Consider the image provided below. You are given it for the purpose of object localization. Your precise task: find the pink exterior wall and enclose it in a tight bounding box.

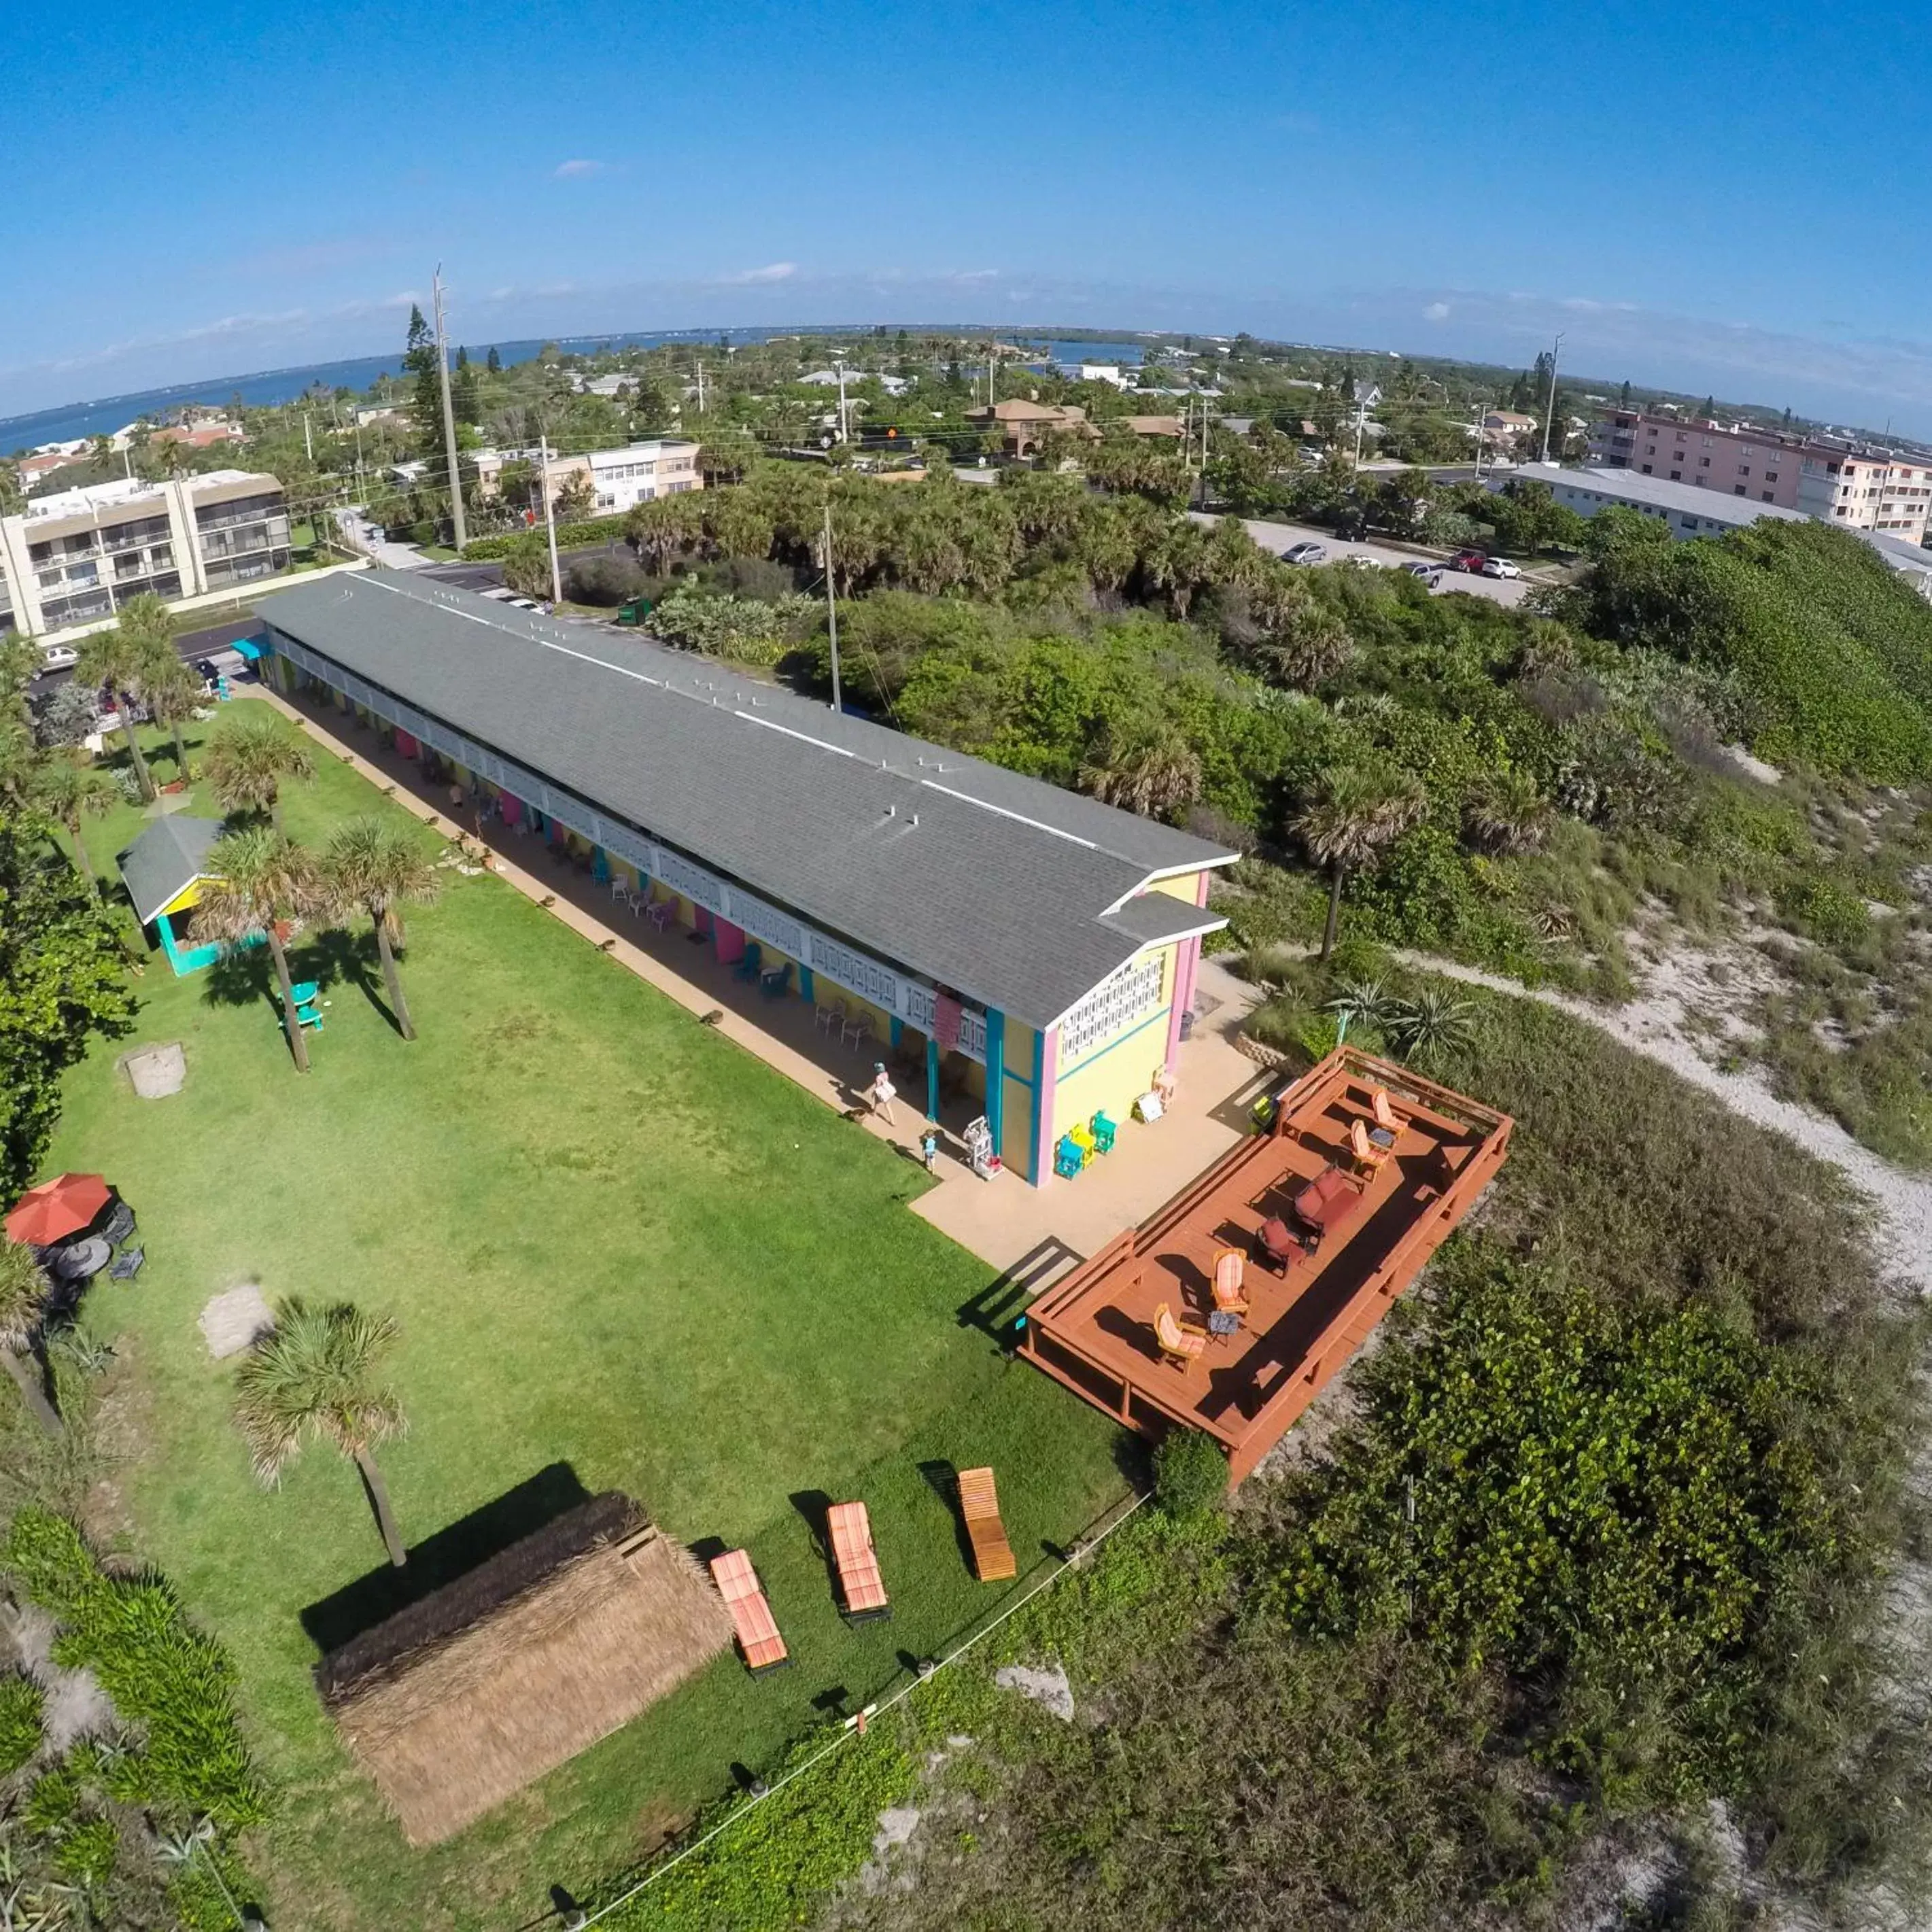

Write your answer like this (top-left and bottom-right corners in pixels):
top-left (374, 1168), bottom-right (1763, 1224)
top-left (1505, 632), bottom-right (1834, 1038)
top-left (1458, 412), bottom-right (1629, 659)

top-left (1620, 414), bottom-right (1802, 508)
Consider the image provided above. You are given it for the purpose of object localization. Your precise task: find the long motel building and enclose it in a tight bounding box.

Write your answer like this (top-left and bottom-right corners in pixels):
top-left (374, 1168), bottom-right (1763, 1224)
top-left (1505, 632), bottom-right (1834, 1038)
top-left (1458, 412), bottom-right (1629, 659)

top-left (254, 570), bottom-right (1235, 1183)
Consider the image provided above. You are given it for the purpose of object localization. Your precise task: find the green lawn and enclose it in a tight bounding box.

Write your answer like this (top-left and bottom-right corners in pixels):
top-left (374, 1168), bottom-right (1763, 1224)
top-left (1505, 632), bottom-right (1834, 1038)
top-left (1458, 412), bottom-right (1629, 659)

top-left (50, 704), bottom-right (1128, 1931)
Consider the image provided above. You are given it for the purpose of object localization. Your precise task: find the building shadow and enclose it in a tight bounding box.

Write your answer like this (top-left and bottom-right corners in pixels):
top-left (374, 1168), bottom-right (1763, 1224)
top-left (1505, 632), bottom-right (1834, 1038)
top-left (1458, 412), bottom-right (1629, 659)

top-left (956, 1237), bottom-right (1084, 1341)
top-left (298, 1460), bottom-right (593, 1655)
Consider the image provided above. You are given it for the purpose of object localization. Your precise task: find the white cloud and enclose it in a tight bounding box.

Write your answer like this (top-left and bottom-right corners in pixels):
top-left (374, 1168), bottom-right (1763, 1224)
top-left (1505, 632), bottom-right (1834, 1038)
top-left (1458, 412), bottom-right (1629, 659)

top-left (725, 262), bottom-right (797, 284)
top-left (553, 158), bottom-right (605, 178)
top-left (1422, 301), bottom-right (1450, 322)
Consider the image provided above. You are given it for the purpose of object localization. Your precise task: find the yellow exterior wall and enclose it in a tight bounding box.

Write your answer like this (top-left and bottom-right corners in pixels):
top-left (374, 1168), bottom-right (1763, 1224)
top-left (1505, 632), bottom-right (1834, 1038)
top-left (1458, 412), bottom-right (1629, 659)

top-left (1000, 1017), bottom-right (1039, 1175)
top-left (1150, 867), bottom-right (1208, 904)
top-left (1048, 943), bottom-right (1178, 1150)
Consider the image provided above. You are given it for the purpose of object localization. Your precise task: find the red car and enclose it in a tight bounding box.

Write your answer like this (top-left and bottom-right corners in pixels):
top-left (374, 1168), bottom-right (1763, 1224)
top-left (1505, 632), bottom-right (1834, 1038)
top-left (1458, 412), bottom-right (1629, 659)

top-left (1450, 548), bottom-right (1488, 573)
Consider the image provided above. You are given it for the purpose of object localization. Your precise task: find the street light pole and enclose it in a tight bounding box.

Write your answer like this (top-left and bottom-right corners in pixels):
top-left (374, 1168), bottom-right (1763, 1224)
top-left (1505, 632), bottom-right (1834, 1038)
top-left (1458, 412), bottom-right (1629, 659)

top-left (1539, 332), bottom-right (1565, 465)
top-left (538, 433), bottom-right (563, 605)
top-left (432, 266), bottom-right (467, 550)
top-left (823, 504), bottom-right (842, 715)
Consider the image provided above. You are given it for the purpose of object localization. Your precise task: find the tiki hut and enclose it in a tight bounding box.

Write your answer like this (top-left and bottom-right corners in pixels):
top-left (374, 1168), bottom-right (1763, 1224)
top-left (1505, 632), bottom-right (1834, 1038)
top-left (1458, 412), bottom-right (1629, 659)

top-left (317, 1491), bottom-right (731, 1844)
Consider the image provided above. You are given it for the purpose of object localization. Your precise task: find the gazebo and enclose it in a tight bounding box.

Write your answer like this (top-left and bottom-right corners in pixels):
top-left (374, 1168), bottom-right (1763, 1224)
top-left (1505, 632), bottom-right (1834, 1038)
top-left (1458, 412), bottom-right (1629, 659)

top-left (116, 816), bottom-right (228, 974)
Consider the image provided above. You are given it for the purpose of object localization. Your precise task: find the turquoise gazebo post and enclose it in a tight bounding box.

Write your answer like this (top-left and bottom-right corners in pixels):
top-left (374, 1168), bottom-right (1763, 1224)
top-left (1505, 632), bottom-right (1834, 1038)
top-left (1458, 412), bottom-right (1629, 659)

top-left (926, 1036), bottom-right (941, 1124)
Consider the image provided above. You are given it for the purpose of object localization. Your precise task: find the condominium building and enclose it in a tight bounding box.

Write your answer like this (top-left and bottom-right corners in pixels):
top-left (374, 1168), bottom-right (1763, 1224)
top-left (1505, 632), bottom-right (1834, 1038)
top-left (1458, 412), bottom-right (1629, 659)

top-left (0, 470), bottom-right (290, 638)
top-left (471, 439), bottom-right (702, 517)
top-left (1587, 409), bottom-right (1802, 507)
top-left (1796, 449), bottom-right (1932, 542)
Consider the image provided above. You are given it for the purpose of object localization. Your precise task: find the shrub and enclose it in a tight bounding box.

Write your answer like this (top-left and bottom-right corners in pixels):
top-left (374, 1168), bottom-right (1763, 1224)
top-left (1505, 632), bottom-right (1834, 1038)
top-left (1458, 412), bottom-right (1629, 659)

top-left (0, 1669), bottom-right (44, 1774)
top-left (1154, 1429), bottom-right (1229, 1518)
top-left (1, 1509), bottom-right (267, 1827)
top-left (1775, 871), bottom-right (1871, 948)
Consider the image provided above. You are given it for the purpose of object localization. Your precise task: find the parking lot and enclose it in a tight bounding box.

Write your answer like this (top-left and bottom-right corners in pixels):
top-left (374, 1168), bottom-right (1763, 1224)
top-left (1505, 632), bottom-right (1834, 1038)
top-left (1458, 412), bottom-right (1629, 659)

top-left (1191, 513), bottom-right (1536, 607)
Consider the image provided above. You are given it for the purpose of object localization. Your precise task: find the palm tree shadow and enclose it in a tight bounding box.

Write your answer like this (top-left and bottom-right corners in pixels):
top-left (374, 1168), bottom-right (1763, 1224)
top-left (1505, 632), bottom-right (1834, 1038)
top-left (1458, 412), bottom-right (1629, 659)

top-left (201, 942), bottom-right (280, 1018)
top-left (299, 925), bottom-right (400, 1035)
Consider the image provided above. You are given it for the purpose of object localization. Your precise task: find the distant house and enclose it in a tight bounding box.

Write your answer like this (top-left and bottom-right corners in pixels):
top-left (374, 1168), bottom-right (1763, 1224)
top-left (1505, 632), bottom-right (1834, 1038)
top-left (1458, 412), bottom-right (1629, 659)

top-left (1120, 415), bottom-right (1185, 440)
top-left (353, 400), bottom-right (411, 428)
top-left (1480, 409), bottom-right (1538, 449)
top-left (799, 369), bottom-right (910, 396)
top-left (966, 398), bottom-right (1101, 457)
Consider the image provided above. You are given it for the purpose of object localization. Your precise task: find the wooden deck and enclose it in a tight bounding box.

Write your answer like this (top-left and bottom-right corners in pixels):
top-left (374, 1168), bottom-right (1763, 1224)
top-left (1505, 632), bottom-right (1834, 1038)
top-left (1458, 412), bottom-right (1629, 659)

top-left (1018, 1048), bottom-right (1512, 1485)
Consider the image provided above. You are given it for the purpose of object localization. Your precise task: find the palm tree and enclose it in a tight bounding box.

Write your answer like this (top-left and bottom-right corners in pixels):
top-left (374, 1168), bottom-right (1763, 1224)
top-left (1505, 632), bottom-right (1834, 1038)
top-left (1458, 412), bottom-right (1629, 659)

top-left (141, 648), bottom-right (203, 780)
top-left (232, 1298), bottom-right (409, 1567)
top-left (323, 817), bottom-right (438, 1041)
top-left (1293, 765), bottom-right (1426, 961)
top-left (1078, 719), bottom-right (1204, 820)
top-left (74, 598), bottom-right (169, 804)
top-left (0, 1240), bottom-right (60, 1436)
top-left (29, 753), bottom-right (118, 897)
top-left (188, 826), bottom-right (326, 1073)
top-left (1462, 768), bottom-right (1553, 857)
top-left (205, 708), bottom-right (314, 833)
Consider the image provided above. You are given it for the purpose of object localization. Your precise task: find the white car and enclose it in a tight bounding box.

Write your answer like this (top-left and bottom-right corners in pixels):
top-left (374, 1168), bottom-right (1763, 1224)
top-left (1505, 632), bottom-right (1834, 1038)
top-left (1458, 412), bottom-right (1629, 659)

top-left (1480, 557), bottom-right (1522, 579)
top-left (1337, 553), bottom-right (1387, 570)
top-left (38, 644), bottom-right (80, 673)
top-left (1281, 540), bottom-right (1328, 565)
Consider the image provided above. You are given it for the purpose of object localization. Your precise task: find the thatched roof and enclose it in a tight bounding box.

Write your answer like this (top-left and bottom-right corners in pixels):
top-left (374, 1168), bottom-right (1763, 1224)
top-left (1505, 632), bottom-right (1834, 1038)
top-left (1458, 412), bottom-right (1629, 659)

top-left (318, 1492), bottom-right (731, 1845)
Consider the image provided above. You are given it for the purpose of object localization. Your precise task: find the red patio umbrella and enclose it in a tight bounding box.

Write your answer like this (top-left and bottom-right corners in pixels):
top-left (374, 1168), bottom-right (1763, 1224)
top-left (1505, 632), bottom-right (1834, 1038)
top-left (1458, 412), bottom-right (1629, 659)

top-left (5, 1173), bottom-right (111, 1246)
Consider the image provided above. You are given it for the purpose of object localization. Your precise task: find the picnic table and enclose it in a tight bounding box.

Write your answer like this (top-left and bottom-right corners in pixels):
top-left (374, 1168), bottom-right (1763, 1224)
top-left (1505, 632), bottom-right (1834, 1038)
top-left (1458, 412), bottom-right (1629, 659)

top-left (49, 1237), bottom-right (111, 1283)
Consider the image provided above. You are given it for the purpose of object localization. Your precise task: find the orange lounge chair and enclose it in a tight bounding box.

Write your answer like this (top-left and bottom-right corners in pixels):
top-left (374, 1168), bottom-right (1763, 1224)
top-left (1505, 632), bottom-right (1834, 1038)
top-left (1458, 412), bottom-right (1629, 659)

top-left (826, 1500), bottom-right (891, 1621)
top-left (1371, 1088), bottom-right (1400, 1137)
top-left (957, 1466), bottom-right (1016, 1582)
top-left (1349, 1118), bottom-right (1392, 1174)
top-left (710, 1549), bottom-right (789, 1674)
top-left (1211, 1247), bottom-right (1249, 1317)
top-left (1154, 1300), bottom-right (1207, 1365)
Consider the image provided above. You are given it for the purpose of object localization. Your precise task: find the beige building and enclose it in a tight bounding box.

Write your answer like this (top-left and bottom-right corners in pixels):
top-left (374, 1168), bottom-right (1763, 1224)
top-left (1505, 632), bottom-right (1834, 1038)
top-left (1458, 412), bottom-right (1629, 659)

top-left (966, 398), bottom-right (1099, 457)
top-left (0, 470), bottom-right (290, 639)
top-left (1797, 448), bottom-right (1932, 542)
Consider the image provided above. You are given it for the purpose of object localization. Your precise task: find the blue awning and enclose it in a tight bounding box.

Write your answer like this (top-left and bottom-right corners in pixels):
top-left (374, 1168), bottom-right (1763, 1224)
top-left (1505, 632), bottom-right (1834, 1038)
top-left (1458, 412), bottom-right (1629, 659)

top-left (230, 636), bottom-right (264, 661)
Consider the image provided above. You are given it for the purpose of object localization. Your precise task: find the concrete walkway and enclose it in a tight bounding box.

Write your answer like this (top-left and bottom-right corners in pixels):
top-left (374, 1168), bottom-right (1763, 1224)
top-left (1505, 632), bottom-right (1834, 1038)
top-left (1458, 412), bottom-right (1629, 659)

top-left (332, 508), bottom-right (430, 571)
top-left (259, 687), bottom-right (1277, 1271)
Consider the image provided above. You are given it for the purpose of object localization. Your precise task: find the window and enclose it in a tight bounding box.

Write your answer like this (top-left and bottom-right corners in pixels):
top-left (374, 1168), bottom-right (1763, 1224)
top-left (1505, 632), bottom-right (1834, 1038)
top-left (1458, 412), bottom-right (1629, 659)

top-left (1669, 470), bottom-right (1683, 481)
top-left (1641, 464), bottom-right (1653, 475)
top-left (1733, 484), bottom-right (1746, 496)
top-left (1761, 491), bottom-right (1774, 502)
top-left (1766, 471), bottom-right (1778, 483)
top-left (1699, 455), bottom-right (1711, 467)
top-left (1737, 466), bottom-right (1750, 477)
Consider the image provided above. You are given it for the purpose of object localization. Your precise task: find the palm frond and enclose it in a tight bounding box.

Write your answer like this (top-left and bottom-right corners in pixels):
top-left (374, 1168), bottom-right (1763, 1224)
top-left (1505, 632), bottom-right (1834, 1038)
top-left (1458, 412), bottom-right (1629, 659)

top-left (232, 1298), bottom-right (406, 1485)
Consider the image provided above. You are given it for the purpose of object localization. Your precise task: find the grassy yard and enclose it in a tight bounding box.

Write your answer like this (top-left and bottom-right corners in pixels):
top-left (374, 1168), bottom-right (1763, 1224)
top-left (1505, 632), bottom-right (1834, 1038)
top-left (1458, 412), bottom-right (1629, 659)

top-left (46, 703), bottom-right (1128, 1931)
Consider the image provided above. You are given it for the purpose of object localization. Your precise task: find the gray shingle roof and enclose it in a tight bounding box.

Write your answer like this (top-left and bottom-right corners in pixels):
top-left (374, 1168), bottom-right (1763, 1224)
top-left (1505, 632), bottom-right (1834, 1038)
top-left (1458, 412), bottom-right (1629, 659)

top-left (255, 572), bottom-right (1236, 1027)
top-left (1100, 891), bottom-right (1222, 949)
top-left (117, 814), bottom-right (224, 925)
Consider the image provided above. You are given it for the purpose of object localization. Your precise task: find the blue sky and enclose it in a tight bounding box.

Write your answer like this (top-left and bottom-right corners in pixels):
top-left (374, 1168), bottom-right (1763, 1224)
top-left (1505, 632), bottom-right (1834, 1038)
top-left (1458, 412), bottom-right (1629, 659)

top-left (7, 0), bottom-right (1931, 432)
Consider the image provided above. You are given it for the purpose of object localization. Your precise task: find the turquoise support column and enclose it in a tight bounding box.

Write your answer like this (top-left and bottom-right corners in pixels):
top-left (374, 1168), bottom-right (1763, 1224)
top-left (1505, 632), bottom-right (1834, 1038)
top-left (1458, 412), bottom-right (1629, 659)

top-left (889, 1015), bottom-right (903, 1049)
top-left (799, 965), bottom-right (814, 1002)
top-left (926, 1035), bottom-right (940, 1123)
top-left (985, 1009), bottom-right (1005, 1148)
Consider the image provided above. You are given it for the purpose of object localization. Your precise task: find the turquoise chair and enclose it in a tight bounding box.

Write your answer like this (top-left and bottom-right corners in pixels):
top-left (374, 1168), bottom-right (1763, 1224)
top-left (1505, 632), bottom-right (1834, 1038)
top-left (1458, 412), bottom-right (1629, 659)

top-left (731, 942), bottom-right (763, 982)
top-left (1091, 1111), bottom-right (1117, 1154)
top-left (1054, 1135), bottom-right (1084, 1180)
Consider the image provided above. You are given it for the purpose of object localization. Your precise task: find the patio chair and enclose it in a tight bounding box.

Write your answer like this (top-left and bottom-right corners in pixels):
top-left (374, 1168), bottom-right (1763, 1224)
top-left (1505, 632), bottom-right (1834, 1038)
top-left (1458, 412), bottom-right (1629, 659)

top-left (710, 1549), bottom-right (790, 1674)
top-left (814, 999), bottom-right (844, 1035)
top-left (1349, 1118), bottom-right (1391, 1175)
top-left (826, 1501), bottom-right (891, 1622)
top-left (1372, 1088), bottom-right (1400, 1137)
top-left (1090, 1111), bottom-right (1117, 1154)
top-left (646, 899), bottom-right (678, 934)
top-left (1255, 1215), bottom-right (1301, 1277)
top-left (957, 1466), bottom-right (1016, 1583)
top-left (1068, 1121), bottom-right (1097, 1167)
top-left (841, 1009), bottom-right (874, 1052)
top-left (609, 876), bottom-right (634, 905)
top-left (1054, 1136), bottom-right (1084, 1181)
top-left (1153, 1301), bottom-right (1207, 1366)
top-left (107, 1246), bottom-right (143, 1283)
top-left (98, 1200), bottom-right (136, 1249)
top-left (731, 942), bottom-right (763, 984)
top-left (759, 961), bottom-right (793, 999)
top-left (1211, 1247), bottom-right (1249, 1317)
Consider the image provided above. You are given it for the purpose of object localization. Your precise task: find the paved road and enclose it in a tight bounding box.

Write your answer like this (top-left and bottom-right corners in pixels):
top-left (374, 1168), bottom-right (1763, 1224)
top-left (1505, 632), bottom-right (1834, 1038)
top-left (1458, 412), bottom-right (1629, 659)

top-left (1190, 512), bottom-right (1534, 607)
top-left (332, 508), bottom-right (434, 572)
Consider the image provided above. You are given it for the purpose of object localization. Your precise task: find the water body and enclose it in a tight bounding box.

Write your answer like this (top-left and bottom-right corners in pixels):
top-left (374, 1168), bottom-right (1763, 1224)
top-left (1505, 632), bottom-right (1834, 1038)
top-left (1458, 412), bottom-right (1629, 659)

top-left (0, 328), bottom-right (1150, 455)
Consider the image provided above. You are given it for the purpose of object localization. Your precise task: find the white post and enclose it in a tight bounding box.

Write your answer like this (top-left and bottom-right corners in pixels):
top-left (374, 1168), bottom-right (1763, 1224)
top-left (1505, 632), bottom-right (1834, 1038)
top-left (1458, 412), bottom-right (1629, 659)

top-left (835, 360), bottom-right (849, 444)
top-left (433, 266), bottom-right (467, 550)
top-left (1539, 333), bottom-right (1565, 465)
top-left (823, 504), bottom-right (842, 714)
top-left (539, 434), bottom-right (563, 605)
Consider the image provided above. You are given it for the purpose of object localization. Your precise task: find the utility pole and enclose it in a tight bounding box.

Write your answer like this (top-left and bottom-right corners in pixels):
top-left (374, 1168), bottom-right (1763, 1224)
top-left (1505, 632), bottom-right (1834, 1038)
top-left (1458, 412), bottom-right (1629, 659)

top-left (695, 357), bottom-right (706, 417)
top-left (823, 504), bottom-right (842, 714)
top-left (1538, 332), bottom-right (1565, 464)
top-left (303, 413), bottom-right (313, 464)
top-left (834, 360), bottom-right (849, 445)
top-left (432, 266), bottom-right (467, 549)
top-left (986, 343), bottom-right (995, 410)
top-left (538, 433), bottom-right (563, 605)
top-left (1472, 398), bottom-right (1487, 482)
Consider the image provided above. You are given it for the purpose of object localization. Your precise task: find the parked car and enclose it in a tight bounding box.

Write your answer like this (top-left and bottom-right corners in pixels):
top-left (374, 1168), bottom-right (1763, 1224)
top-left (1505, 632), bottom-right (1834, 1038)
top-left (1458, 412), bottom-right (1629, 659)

top-left (1400, 561), bottom-right (1441, 583)
top-left (1449, 549), bottom-right (1488, 573)
top-left (1481, 557), bottom-right (1523, 579)
top-left (37, 644), bottom-right (78, 674)
top-left (1337, 553), bottom-right (1387, 570)
top-left (1281, 540), bottom-right (1328, 565)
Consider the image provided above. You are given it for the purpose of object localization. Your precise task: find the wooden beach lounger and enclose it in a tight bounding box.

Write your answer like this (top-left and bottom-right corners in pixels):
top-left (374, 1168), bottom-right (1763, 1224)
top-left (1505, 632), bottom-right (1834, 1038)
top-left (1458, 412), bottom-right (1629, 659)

top-left (827, 1500), bottom-right (891, 1621)
top-left (956, 1466), bottom-right (1016, 1583)
top-left (709, 1549), bottom-right (789, 1674)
